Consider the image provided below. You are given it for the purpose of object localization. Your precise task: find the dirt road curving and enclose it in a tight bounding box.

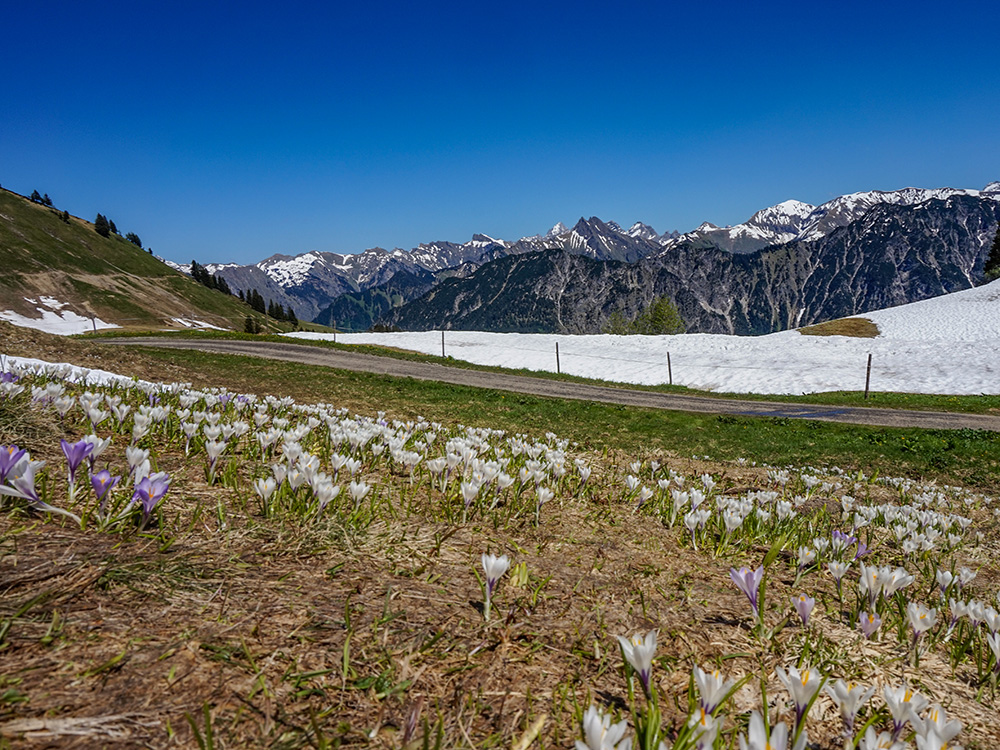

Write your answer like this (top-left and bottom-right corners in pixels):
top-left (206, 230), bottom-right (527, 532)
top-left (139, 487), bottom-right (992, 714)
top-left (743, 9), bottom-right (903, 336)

top-left (99, 337), bottom-right (1000, 432)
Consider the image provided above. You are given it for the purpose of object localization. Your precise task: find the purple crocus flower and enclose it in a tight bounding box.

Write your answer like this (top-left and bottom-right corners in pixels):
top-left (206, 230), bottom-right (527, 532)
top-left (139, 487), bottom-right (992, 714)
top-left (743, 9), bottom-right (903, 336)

top-left (793, 593), bottom-right (816, 627)
top-left (132, 472), bottom-right (170, 528)
top-left (730, 565), bottom-right (765, 620)
top-left (61, 439), bottom-right (94, 484)
top-left (91, 469), bottom-right (121, 517)
top-left (0, 445), bottom-right (27, 482)
top-left (830, 530), bottom-right (857, 555)
top-left (0, 456), bottom-right (45, 504)
top-left (858, 611), bottom-right (881, 639)
top-left (0, 456), bottom-right (81, 524)
top-left (91, 469), bottom-right (120, 500)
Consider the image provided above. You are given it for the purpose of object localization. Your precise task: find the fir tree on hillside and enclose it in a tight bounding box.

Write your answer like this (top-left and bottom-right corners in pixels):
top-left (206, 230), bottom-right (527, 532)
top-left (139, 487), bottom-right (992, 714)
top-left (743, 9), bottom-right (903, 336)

top-left (191, 260), bottom-right (234, 295)
top-left (984, 224), bottom-right (1000, 284)
top-left (125, 232), bottom-right (142, 248)
top-left (601, 296), bottom-right (685, 335)
top-left (94, 213), bottom-right (110, 237)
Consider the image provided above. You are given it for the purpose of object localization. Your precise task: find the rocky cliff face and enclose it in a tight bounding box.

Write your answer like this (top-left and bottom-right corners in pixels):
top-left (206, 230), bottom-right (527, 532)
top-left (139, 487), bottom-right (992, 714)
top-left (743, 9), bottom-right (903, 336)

top-left (384, 196), bottom-right (1000, 334)
top-left (204, 218), bottom-right (666, 323)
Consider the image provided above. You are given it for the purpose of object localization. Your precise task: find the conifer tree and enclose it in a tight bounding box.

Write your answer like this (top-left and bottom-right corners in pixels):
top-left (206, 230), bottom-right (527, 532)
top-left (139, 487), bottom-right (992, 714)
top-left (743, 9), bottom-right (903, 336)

top-left (984, 225), bottom-right (1000, 284)
top-left (94, 213), bottom-right (110, 237)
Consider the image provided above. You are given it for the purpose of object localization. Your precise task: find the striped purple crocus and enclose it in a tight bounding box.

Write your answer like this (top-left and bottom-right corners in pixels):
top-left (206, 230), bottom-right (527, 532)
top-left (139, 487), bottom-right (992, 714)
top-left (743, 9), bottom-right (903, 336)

top-left (132, 472), bottom-right (170, 529)
top-left (730, 565), bottom-right (765, 621)
top-left (61, 439), bottom-right (94, 485)
top-left (0, 445), bottom-right (27, 482)
top-left (91, 469), bottom-right (121, 518)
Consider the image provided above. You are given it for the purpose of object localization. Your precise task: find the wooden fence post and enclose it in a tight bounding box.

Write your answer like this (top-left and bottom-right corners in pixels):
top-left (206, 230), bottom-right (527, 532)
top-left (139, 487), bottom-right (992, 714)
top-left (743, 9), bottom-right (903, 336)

top-left (864, 353), bottom-right (872, 400)
top-left (667, 352), bottom-right (672, 386)
top-left (555, 342), bottom-right (561, 374)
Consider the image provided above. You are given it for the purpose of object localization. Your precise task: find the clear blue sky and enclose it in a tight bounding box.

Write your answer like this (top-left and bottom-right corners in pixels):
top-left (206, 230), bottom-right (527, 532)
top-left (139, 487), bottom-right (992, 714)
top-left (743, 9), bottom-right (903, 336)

top-left (3, 1), bottom-right (998, 265)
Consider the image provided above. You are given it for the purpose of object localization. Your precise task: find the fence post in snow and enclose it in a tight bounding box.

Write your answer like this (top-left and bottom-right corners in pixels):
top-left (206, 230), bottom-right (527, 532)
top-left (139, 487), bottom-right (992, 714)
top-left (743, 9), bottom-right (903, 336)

top-left (90, 317), bottom-right (96, 333)
top-left (441, 330), bottom-right (445, 358)
top-left (667, 352), bottom-right (672, 386)
top-left (555, 342), bottom-right (560, 374)
top-left (864, 353), bottom-right (872, 400)
top-left (332, 319), bottom-right (336, 344)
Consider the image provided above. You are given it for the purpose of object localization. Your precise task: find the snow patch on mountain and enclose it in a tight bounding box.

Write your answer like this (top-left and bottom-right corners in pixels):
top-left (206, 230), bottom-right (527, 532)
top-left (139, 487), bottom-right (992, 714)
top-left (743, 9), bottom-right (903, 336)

top-left (259, 252), bottom-right (324, 287)
top-left (159, 257), bottom-right (191, 274)
top-left (796, 186), bottom-right (1000, 242)
top-left (661, 183), bottom-right (1000, 254)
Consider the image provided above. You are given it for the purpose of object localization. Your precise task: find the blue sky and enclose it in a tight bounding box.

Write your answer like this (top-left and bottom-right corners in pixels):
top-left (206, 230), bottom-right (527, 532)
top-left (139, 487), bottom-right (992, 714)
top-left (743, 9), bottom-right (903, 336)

top-left (3, 1), bottom-right (999, 265)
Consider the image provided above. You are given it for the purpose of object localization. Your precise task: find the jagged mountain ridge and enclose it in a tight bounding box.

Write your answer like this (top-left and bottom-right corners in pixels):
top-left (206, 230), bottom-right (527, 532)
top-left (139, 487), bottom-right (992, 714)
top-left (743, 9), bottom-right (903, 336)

top-left (206, 217), bottom-right (668, 322)
top-left (664, 183), bottom-right (1000, 254)
top-left (382, 195), bottom-right (1000, 335)
top-left (203, 182), bottom-right (1000, 326)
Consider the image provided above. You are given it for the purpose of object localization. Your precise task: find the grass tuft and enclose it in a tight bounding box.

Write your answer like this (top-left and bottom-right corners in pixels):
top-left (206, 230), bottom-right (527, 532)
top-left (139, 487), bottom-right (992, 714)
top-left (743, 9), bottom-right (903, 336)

top-left (798, 317), bottom-right (880, 338)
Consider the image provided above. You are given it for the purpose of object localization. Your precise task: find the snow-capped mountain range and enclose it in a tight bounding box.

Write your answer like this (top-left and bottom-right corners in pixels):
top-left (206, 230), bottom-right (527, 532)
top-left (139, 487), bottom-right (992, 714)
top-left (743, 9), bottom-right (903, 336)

top-left (202, 183), bottom-right (1000, 323)
top-left (659, 183), bottom-right (1000, 254)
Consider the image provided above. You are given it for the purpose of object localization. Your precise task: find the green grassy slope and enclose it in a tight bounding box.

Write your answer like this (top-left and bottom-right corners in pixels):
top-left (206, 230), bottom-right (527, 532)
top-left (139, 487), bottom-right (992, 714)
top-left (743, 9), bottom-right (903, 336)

top-left (0, 188), bottom-right (289, 332)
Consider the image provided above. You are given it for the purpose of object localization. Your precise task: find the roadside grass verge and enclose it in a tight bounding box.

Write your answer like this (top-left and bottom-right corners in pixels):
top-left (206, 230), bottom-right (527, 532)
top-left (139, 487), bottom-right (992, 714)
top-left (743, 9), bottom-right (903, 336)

top-left (124, 345), bottom-right (1000, 492)
top-left (84, 329), bottom-right (1000, 415)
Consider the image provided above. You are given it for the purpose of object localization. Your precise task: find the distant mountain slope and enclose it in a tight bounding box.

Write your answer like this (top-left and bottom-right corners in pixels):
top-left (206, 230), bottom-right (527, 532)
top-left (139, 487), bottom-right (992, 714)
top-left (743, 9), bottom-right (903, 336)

top-left (0, 188), bottom-right (270, 332)
top-left (204, 182), bottom-right (1000, 327)
top-left (312, 268), bottom-right (437, 332)
top-left (384, 195), bottom-right (1000, 335)
top-left (205, 216), bottom-right (668, 324)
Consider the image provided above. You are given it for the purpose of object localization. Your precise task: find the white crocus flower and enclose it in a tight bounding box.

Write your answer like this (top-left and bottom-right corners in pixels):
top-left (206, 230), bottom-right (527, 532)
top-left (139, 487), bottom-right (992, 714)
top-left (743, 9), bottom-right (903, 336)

top-left (481, 552), bottom-right (510, 622)
top-left (738, 710), bottom-right (806, 750)
top-left (825, 679), bottom-right (875, 732)
top-left (776, 665), bottom-right (822, 730)
top-left (693, 666), bottom-right (734, 714)
top-left (576, 705), bottom-right (630, 750)
top-left (907, 602), bottom-right (938, 637)
top-left (884, 685), bottom-right (928, 739)
top-left (253, 476), bottom-right (277, 501)
top-left (911, 704), bottom-right (962, 748)
top-left (616, 630), bottom-right (657, 698)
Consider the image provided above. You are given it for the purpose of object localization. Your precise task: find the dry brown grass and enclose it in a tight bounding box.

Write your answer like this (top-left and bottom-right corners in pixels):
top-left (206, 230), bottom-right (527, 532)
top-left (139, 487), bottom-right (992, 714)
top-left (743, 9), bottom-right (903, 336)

top-left (798, 318), bottom-right (880, 338)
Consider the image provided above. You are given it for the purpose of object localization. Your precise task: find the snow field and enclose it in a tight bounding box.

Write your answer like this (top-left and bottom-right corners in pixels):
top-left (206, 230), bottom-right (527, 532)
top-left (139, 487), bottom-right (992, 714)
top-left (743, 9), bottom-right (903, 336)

top-left (285, 281), bottom-right (1000, 396)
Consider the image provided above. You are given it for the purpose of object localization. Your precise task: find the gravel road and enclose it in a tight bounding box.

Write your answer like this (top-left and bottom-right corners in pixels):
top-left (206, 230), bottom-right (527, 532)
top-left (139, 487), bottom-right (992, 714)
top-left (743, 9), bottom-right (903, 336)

top-left (100, 337), bottom-right (1000, 432)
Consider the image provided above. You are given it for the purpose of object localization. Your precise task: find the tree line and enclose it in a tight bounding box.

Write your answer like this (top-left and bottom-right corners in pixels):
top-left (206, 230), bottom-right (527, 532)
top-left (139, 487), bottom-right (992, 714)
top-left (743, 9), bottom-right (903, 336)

top-left (602, 296), bottom-right (686, 335)
top-left (30, 189), bottom-right (145, 249)
top-left (189, 260), bottom-right (299, 331)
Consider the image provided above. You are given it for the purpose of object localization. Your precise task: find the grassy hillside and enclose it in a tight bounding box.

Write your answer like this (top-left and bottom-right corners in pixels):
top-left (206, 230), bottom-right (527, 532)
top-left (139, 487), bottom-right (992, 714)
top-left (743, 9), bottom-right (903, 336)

top-left (0, 188), bottom-right (293, 332)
